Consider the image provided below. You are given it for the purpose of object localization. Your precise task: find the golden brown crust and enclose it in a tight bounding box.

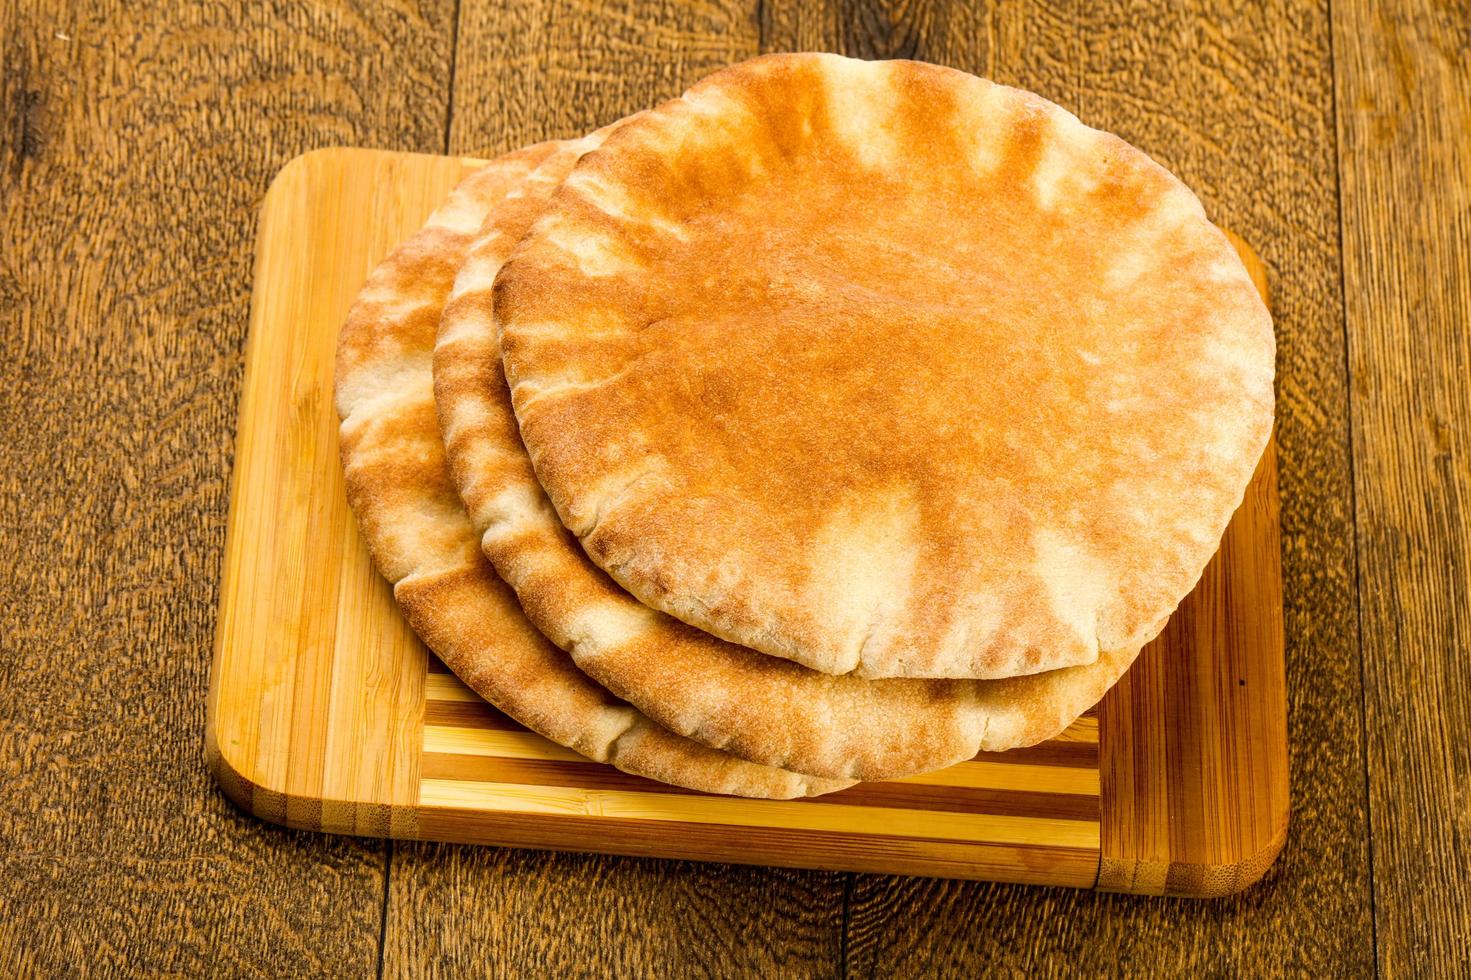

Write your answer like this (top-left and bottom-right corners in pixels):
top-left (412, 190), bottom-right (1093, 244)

top-left (335, 147), bottom-right (847, 799)
top-left (434, 125), bottom-right (1154, 782)
top-left (495, 54), bottom-right (1275, 680)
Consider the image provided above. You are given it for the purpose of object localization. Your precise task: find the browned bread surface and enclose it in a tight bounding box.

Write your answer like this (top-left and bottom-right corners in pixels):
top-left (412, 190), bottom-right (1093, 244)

top-left (495, 53), bottom-right (1275, 681)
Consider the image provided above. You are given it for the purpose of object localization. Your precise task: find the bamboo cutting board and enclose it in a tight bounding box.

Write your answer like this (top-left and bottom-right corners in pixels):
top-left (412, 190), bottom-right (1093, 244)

top-left (207, 148), bottom-right (1288, 897)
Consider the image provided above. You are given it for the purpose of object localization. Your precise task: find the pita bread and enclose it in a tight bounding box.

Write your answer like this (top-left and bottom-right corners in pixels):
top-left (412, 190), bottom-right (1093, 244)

top-left (335, 147), bottom-right (848, 799)
top-left (494, 54), bottom-right (1275, 680)
top-left (435, 132), bottom-right (1149, 781)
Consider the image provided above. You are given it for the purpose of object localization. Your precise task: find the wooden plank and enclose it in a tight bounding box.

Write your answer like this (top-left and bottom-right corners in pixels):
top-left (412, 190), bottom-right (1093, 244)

top-left (751, 0), bottom-right (1373, 972)
top-left (1332, 1), bottom-right (1471, 972)
top-left (0, 1), bottom-right (457, 975)
top-left (385, 4), bottom-right (851, 977)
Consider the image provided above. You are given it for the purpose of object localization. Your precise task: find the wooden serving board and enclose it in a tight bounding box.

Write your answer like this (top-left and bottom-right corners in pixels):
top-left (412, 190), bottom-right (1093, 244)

top-left (208, 147), bottom-right (1287, 897)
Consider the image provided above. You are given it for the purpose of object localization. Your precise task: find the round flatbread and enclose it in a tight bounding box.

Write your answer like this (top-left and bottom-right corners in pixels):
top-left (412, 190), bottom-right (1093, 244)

top-left (494, 54), bottom-right (1275, 680)
top-left (436, 131), bottom-right (1149, 781)
top-left (335, 146), bottom-right (848, 799)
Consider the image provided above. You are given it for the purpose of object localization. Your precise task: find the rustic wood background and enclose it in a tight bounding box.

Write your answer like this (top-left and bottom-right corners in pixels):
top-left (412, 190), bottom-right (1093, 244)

top-left (0, 0), bottom-right (1465, 975)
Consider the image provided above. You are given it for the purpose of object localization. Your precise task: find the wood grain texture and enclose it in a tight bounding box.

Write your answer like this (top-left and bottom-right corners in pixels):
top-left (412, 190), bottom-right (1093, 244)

top-left (0, 0), bottom-right (456, 974)
top-left (386, 847), bottom-right (845, 979)
top-left (446, 0), bottom-right (761, 154)
top-left (1333, 1), bottom-right (1471, 973)
top-left (755, 0), bottom-right (1374, 973)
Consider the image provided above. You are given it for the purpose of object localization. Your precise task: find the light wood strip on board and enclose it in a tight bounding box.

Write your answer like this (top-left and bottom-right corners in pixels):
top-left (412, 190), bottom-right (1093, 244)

top-left (425, 672), bottom-right (487, 702)
top-left (887, 763), bottom-right (1097, 796)
top-left (419, 754), bottom-right (1101, 821)
top-left (423, 726), bottom-right (588, 763)
top-left (418, 780), bottom-right (1101, 851)
top-left (1334, 0), bottom-right (1471, 968)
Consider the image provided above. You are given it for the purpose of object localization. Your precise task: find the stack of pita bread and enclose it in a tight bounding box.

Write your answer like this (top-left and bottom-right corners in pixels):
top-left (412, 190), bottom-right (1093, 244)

top-left (335, 54), bottom-right (1274, 799)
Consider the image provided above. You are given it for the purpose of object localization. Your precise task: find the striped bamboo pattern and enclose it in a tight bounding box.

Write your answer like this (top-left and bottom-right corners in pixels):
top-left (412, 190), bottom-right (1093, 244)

top-left (416, 656), bottom-right (1103, 885)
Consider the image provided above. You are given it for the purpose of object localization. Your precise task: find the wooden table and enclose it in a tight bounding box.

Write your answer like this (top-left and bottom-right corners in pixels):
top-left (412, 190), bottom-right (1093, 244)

top-left (1, 1), bottom-right (1465, 974)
